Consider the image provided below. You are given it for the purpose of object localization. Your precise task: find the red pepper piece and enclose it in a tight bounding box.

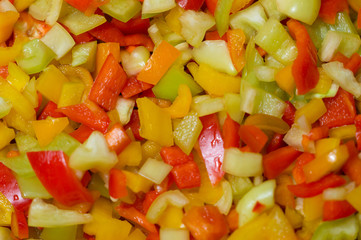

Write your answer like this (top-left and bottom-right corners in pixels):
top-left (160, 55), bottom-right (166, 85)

top-left (27, 151), bottom-right (94, 206)
top-left (344, 53), bottom-right (361, 75)
top-left (266, 133), bottom-right (285, 153)
top-left (105, 123), bottom-right (131, 155)
top-left (358, 9), bottom-right (361, 29)
top-left (0, 163), bottom-right (31, 212)
top-left (355, 115), bottom-right (361, 151)
top-left (287, 173), bottom-right (346, 198)
top-left (177, 0), bottom-right (205, 11)
top-left (238, 125), bottom-right (268, 153)
top-left (287, 19), bottom-right (319, 95)
top-left (282, 101), bottom-right (296, 127)
top-left (123, 34), bottom-right (154, 52)
top-left (59, 102), bottom-right (110, 133)
top-left (319, 88), bottom-right (356, 128)
top-left (331, 52), bottom-right (349, 66)
top-left (124, 110), bottom-right (143, 141)
top-left (38, 101), bottom-right (66, 120)
top-left (205, 30), bottom-right (227, 41)
top-left (89, 22), bottom-right (125, 44)
top-left (252, 201), bottom-right (266, 213)
top-left (160, 146), bottom-right (192, 166)
top-left (307, 126), bottom-right (329, 141)
top-left (342, 141), bottom-right (361, 186)
top-left (146, 232), bottom-right (160, 240)
top-left (115, 204), bottom-right (158, 233)
top-left (109, 169), bottom-right (128, 199)
top-left (11, 209), bottom-right (29, 239)
top-left (198, 114), bottom-right (225, 186)
top-left (111, 17), bottom-right (150, 35)
top-left (292, 152), bottom-right (315, 184)
top-left (143, 190), bottom-right (160, 213)
top-left (318, 0), bottom-right (349, 24)
top-left (0, 65), bottom-right (8, 79)
top-left (89, 54), bottom-right (127, 111)
top-left (121, 76), bottom-right (153, 99)
top-left (205, 0), bottom-right (218, 15)
top-left (34, 92), bottom-right (43, 114)
top-left (171, 161), bottom-right (201, 189)
top-left (222, 114), bottom-right (240, 149)
top-left (71, 32), bottom-right (95, 44)
top-left (263, 146), bottom-right (302, 179)
top-left (64, 0), bottom-right (107, 15)
top-left (183, 205), bottom-right (229, 240)
top-left (323, 200), bottom-right (356, 221)
top-left (81, 171), bottom-right (92, 187)
top-left (69, 125), bottom-right (94, 143)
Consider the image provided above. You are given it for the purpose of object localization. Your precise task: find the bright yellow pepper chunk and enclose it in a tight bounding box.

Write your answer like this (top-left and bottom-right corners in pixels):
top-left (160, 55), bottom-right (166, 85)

top-left (128, 229), bottom-right (146, 240)
top-left (137, 97), bottom-right (173, 147)
top-left (158, 206), bottom-right (184, 228)
top-left (311, 68), bottom-right (332, 94)
top-left (122, 170), bottom-right (153, 193)
top-left (164, 84), bottom-right (192, 119)
top-left (0, 122), bottom-right (15, 153)
top-left (0, 37), bottom-right (27, 67)
top-left (57, 81), bottom-right (85, 108)
top-left (315, 138), bottom-right (340, 158)
top-left (295, 98), bottom-right (327, 124)
top-left (6, 62), bottom-right (29, 92)
top-left (0, 11), bottom-right (19, 44)
top-left (329, 125), bottom-right (356, 140)
top-left (303, 194), bottom-right (323, 221)
top-left (0, 192), bottom-right (13, 226)
top-left (36, 65), bottom-right (69, 104)
top-left (0, 78), bottom-right (35, 120)
top-left (4, 110), bottom-right (34, 136)
top-left (275, 64), bottom-right (295, 96)
top-left (194, 64), bottom-right (241, 96)
top-left (117, 141), bottom-right (142, 167)
top-left (32, 117), bottom-right (69, 147)
top-left (346, 184), bottom-right (361, 212)
top-left (13, 0), bottom-right (35, 12)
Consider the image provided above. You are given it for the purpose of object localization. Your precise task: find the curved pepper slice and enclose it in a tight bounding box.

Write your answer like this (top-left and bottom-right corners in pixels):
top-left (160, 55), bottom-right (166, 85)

top-left (27, 151), bottom-right (94, 206)
top-left (164, 84), bottom-right (192, 119)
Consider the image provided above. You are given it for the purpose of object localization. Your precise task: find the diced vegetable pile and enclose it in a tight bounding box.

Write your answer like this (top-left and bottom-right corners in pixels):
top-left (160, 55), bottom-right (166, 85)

top-left (0, 0), bottom-right (361, 239)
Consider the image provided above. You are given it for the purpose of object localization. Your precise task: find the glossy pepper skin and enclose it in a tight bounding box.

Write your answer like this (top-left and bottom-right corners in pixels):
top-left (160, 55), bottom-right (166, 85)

top-left (27, 151), bottom-right (94, 206)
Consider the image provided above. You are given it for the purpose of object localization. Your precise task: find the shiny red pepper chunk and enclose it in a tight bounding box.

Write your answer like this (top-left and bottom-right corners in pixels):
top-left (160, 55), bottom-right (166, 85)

top-left (27, 151), bottom-right (94, 206)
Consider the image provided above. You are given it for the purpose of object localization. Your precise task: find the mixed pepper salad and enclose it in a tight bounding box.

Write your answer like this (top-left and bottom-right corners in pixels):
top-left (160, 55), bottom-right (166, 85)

top-left (0, 0), bottom-right (361, 239)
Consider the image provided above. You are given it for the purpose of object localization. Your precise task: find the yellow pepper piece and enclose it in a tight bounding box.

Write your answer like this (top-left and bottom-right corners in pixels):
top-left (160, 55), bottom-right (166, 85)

top-left (0, 78), bottom-right (35, 120)
top-left (285, 207), bottom-right (303, 229)
top-left (0, 192), bottom-right (13, 226)
top-left (315, 138), bottom-right (340, 158)
top-left (4, 110), bottom-right (34, 136)
top-left (311, 68), bottom-right (332, 94)
top-left (348, 0), bottom-right (361, 12)
top-left (83, 198), bottom-right (113, 235)
top-left (164, 84), bottom-right (192, 119)
top-left (329, 125), bottom-right (356, 140)
top-left (194, 64), bottom-right (241, 96)
top-left (128, 229), bottom-right (146, 240)
top-left (57, 81), bottom-right (85, 108)
top-left (122, 170), bottom-right (153, 193)
top-left (142, 140), bottom-right (162, 161)
top-left (275, 65), bottom-right (295, 96)
top-left (158, 206), bottom-right (184, 228)
top-left (0, 11), bottom-right (19, 44)
top-left (32, 117), bottom-right (69, 147)
top-left (58, 65), bottom-right (93, 102)
top-left (231, 0), bottom-right (253, 13)
top-left (303, 194), bottom-right (323, 221)
top-left (0, 122), bottom-right (15, 151)
top-left (22, 78), bottom-right (38, 108)
top-left (13, 0), bottom-right (35, 12)
top-left (117, 141), bottom-right (142, 167)
top-left (6, 62), bottom-right (29, 92)
top-left (36, 65), bottom-right (69, 104)
top-left (0, 37), bottom-right (27, 67)
top-left (295, 98), bottom-right (327, 124)
top-left (165, 6), bottom-right (184, 34)
top-left (137, 97), bottom-right (173, 147)
top-left (244, 113), bottom-right (290, 134)
top-left (303, 144), bottom-right (349, 183)
top-left (346, 184), bottom-right (361, 212)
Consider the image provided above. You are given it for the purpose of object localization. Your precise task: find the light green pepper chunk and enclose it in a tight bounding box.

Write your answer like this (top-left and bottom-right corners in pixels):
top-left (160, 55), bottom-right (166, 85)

top-left (72, 41), bottom-right (97, 72)
top-left (312, 215), bottom-right (359, 240)
top-left (40, 225), bottom-right (77, 240)
top-left (15, 174), bottom-right (52, 199)
top-left (100, 0), bottom-right (141, 23)
top-left (215, 0), bottom-right (233, 37)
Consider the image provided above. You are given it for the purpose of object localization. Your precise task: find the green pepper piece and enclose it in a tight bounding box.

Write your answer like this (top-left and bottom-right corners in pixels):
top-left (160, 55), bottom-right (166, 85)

top-left (215, 0), bottom-right (233, 37)
top-left (100, 0), bottom-right (141, 23)
top-left (45, 133), bottom-right (81, 156)
top-left (312, 215), bottom-right (359, 240)
top-left (0, 154), bottom-right (34, 177)
top-left (152, 65), bottom-right (203, 101)
top-left (15, 133), bottom-right (40, 153)
top-left (15, 39), bottom-right (56, 75)
top-left (88, 173), bottom-right (110, 198)
top-left (15, 174), bottom-right (52, 199)
top-left (40, 226), bottom-right (77, 240)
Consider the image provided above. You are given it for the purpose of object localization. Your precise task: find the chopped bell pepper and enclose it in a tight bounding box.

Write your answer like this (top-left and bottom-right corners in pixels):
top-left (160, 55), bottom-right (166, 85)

top-left (177, 0), bottom-right (204, 10)
top-left (32, 117), bottom-right (69, 147)
top-left (318, 0), bottom-right (349, 24)
top-left (0, 10), bottom-right (19, 44)
top-left (11, 209), bottom-right (28, 239)
top-left (0, 192), bottom-right (13, 226)
top-left (323, 200), bottom-right (356, 221)
top-left (197, 114), bottom-right (225, 186)
top-left (109, 169), bottom-right (127, 199)
top-left (239, 124), bottom-right (268, 153)
top-left (312, 215), bottom-right (359, 240)
top-left (163, 84), bottom-right (192, 119)
top-left (116, 204), bottom-right (157, 233)
top-left (26, 151), bottom-right (94, 206)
